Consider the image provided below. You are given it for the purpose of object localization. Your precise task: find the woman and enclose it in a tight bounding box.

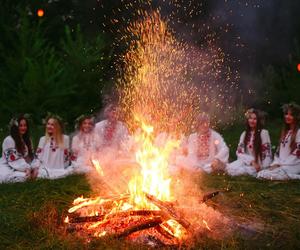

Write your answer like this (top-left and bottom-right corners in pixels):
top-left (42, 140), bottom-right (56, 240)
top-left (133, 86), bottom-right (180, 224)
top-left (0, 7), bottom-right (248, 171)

top-left (0, 115), bottom-right (38, 182)
top-left (36, 115), bottom-right (72, 179)
top-left (93, 105), bottom-right (132, 180)
top-left (95, 105), bottom-right (129, 154)
top-left (257, 103), bottom-right (300, 180)
top-left (226, 108), bottom-right (272, 177)
top-left (175, 113), bottom-right (229, 174)
top-left (71, 115), bottom-right (98, 173)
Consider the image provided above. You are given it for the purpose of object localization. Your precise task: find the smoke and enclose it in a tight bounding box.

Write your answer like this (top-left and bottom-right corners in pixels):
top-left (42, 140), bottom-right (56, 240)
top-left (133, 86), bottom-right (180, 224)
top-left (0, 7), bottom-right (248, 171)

top-left (147, 0), bottom-right (300, 110)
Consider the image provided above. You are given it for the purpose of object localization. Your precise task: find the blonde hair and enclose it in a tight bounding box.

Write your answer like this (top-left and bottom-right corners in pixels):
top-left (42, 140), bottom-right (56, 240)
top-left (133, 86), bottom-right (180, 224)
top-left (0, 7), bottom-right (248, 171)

top-left (45, 117), bottom-right (64, 148)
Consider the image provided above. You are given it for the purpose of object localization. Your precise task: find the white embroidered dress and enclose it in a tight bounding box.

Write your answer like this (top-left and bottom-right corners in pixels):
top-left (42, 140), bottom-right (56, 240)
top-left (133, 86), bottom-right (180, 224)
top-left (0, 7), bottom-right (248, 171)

top-left (0, 136), bottom-right (33, 182)
top-left (95, 120), bottom-right (129, 153)
top-left (257, 129), bottom-right (300, 180)
top-left (71, 131), bottom-right (99, 173)
top-left (94, 120), bottom-right (130, 169)
top-left (36, 135), bottom-right (72, 179)
top-left (226, 129), bottom-right (272, 177)
top-left (175, 129), bottom-right (229, 173)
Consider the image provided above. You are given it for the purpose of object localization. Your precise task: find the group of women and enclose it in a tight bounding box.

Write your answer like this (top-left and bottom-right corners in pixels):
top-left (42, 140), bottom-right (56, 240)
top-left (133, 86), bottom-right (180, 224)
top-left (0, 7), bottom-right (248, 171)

top-left (0, 102), bottom-right (299, 183)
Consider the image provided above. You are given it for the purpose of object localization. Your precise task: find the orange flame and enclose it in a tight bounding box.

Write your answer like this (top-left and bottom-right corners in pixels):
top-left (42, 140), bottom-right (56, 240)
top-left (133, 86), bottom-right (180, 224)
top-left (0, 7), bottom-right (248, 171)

top-left (128, 118), bottom-right (179, 209)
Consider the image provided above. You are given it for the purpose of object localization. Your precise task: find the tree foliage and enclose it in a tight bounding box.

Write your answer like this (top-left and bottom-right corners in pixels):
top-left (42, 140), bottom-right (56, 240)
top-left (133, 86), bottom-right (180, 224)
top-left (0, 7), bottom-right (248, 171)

top-left (0, 4), bottom-right (112, 129)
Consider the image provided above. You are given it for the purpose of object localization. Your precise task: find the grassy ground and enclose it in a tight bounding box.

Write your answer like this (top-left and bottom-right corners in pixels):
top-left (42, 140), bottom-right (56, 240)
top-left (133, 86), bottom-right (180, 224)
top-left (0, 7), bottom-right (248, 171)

top-left (0, 174), bottom-right (299, 249)
top-left (1, 121), bottom-right (300, 249)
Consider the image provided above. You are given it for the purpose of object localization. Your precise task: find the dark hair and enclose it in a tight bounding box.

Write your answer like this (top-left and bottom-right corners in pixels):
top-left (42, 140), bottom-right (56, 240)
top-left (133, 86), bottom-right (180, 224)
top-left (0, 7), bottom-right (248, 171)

top-left (76, 114), bottom-right (95, 130)
top-left (244, 109), bottom-right (264, 163)
top-left (10, 115), bottom-right (33, 160)
top-left (281, 103), bottom-right (300, 152)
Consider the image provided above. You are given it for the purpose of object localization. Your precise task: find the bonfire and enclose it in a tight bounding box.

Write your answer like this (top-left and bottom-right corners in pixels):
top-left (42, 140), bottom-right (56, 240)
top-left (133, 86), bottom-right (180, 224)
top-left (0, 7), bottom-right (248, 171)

top-left (64, 118), bottom-right (224, 246)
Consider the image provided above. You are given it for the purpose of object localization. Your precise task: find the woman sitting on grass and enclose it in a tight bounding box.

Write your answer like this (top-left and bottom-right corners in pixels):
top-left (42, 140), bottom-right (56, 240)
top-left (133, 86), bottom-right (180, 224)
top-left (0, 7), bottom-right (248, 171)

top-left (257, 103), bottom-right (300, 180)
top-left (95, 105), bottom-right (129, 155)
top-left (175, 113), bottom-right (229, 174)
top-left (71, 114), bottom-right (98, 173)
top-left (0, 115), bottom-right (38, 182)
top-left (36, 115), bottom-right (72, 179)
top-left (226, 108), bottom-right (272, 177)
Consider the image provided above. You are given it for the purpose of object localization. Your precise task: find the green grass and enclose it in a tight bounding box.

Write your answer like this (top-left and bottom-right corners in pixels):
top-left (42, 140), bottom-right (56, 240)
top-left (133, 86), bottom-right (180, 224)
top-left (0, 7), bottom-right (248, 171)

top-left (0, 174), bottom-right (299, 249)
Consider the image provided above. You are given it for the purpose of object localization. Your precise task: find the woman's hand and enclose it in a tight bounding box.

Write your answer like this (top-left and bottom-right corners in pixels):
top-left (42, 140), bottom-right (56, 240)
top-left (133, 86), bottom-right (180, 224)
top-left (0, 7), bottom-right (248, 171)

top-left (269, 164), bottom-right (280, 170)
top-left (25, 168), bottom-right (31, 177)
top-left (251, 161), bottom-right (261, 172)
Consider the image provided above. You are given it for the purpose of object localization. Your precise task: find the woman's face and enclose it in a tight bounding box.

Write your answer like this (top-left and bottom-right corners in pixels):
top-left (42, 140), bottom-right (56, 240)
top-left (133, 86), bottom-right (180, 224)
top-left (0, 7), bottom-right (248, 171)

top-left (198, 120), bottom-right (210, 134)
top-left (81, 118), bottom-right (94, 133)
top-left (18, 119), bottom-right (28, 135)
top-left (248, 113), bottom-right (257, 129)
top-left (107, 109), bottom-right (117, 122)
top-left (46, 118), bottom-right (56, 135)
top-left (285, 110), bottom-right (295, 125)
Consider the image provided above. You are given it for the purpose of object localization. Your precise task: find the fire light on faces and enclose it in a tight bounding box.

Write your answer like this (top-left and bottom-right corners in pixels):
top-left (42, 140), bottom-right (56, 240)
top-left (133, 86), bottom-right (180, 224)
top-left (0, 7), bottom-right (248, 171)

top-left (297, 63), bottom-right (300, 72)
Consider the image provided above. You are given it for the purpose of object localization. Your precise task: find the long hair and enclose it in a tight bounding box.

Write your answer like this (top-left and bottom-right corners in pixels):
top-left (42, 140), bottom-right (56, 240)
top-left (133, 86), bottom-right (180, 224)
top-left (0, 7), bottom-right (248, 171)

top-left (281, 103), bottom-right (300, 152)
top-left (9, 115), bottom-right (33, 160)
top-left (45, 116), bottom-right (64, 148)
top-left (244, 109), bottom-right (264, 163)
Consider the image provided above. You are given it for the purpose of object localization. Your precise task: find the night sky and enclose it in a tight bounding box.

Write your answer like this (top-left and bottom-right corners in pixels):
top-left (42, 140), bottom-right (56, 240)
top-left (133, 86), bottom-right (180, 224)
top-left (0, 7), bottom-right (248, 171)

top-left (50, 0), bottom-right (300, 70)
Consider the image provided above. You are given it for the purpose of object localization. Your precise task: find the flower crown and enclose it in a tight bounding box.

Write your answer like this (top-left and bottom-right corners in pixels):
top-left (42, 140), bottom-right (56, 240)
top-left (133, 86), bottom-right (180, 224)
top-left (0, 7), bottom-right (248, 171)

top-left (74, 114), bottom-right (95, 130)
top-left (9, 118), bottom-right (19, 128)
top-left (42, 112), bottom-right (64, 128)
top-left (8, 114), bottom-right (31, 129)
top-left (282, 102), bottom-right (300, 120)
top-left (245, 108), bottom-right (267, 124)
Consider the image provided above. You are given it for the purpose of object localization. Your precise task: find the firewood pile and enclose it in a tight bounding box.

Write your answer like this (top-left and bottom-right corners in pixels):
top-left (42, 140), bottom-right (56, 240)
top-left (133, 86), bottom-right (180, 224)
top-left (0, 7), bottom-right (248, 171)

top-left (65, 190), bottom-right (221, 246)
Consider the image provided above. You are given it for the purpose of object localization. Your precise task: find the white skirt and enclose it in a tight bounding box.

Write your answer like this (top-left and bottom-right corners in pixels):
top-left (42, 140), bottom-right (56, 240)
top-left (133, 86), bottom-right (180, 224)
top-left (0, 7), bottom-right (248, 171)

top-left (257, 165), bottom-right (300, 180)
top-left (38, 167), bottom-right (74, 179)
top-left (226, 159), bottom-right (257, 177)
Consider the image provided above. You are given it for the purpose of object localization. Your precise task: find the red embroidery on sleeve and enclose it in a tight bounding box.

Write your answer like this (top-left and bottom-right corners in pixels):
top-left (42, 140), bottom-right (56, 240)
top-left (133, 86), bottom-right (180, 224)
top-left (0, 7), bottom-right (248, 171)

top-left (10, 154), bottom-right (16, 161)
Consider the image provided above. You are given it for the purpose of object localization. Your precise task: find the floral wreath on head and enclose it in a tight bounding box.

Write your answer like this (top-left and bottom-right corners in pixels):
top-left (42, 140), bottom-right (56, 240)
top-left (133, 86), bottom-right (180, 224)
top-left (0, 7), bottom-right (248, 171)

top-left (74, 114), bottom-right (95, 130)
top-left (8, 113), bottom-right (31, 129)
top-left (244, 108), bottom-right (267, 126)
top-left (42, 112), bottom-right (65, 130)
top-left (197, 112), bottom-right (210, 122)
top-left (282, 102), bottom-right (300, 121)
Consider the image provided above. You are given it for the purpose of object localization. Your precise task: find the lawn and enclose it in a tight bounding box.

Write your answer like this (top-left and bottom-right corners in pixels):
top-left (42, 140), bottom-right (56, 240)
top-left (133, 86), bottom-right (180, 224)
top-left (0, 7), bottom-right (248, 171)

top-left (0, 173), bottom-right (299, 249)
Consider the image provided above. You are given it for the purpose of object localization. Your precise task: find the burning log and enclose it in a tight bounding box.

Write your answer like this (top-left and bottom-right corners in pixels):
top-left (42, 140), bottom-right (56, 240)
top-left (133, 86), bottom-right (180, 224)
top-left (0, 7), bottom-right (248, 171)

top-left (114, 216), bottom-right (163, 239)
top-left (69, 210), bottom-right (163, 224)
top-left (144, 193), bottom-right (191, 230)
top-left (68, 194), bottom-right (130, 214)
top-left (201, 190), bottom-right (220, 203)
top-left (155, 225), bottom-right (179, 240)
top-left (201, 188), bottom-right (231, 203)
